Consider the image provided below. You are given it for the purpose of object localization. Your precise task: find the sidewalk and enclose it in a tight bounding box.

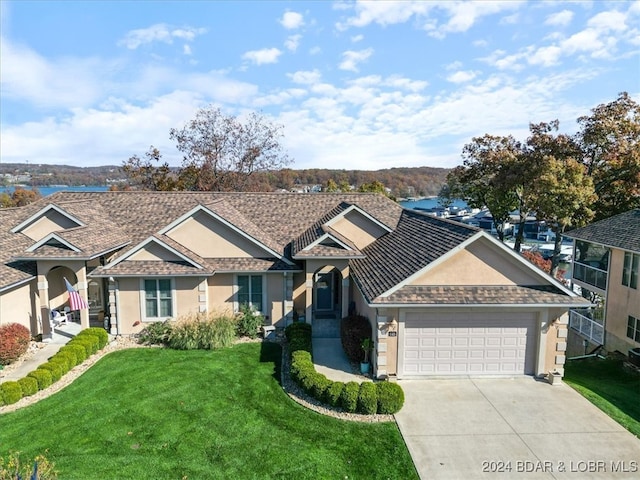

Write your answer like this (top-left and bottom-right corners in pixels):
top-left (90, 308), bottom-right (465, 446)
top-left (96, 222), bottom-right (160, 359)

top-left (0, 332), bottom-right (72, 384)
top-left (312, 337), bottom-right (370, 383)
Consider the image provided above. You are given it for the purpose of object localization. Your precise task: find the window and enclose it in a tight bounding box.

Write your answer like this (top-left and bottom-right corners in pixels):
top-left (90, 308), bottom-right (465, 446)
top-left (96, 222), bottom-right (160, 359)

top-left (237, 275), bottom-right (263, 312)
top-left (144, 279), bottom-right (173, 319)
top-left (622, 252), bottom-right (639, 289)
top-left (627, 316), bottom-right (640, 343)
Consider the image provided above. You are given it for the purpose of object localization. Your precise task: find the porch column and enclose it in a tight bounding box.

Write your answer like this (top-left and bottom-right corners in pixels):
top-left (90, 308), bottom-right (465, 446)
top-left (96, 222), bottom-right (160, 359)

top-left (76, 267), bottom-right (90, 329)
top-left (305, 272), bottom-right (313, 324)
top-left (37, 275), bottom-right (52, 341)
top-left (108, 277), bottom-right (118, 335)
top-left (341, 276), bottom-right (349, 319)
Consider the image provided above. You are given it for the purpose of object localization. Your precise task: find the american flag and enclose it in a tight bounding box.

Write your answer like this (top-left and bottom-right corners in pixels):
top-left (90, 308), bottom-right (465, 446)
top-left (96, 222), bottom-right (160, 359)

top-left (64, 277), bottom-right (88, 311)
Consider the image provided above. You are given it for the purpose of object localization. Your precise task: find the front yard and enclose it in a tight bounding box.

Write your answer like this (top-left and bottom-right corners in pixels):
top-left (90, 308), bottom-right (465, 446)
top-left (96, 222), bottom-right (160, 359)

top-left (0, 342), bottom-right (417, 479)
top-left (564, 357), bottom-right (640, 438)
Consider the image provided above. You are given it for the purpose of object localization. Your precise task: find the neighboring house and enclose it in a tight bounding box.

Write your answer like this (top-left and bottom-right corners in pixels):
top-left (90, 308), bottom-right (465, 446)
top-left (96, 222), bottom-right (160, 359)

top-left (0, 191), bottom-right (589, 379)
top-left (563, 209), bottom-right (640, 356)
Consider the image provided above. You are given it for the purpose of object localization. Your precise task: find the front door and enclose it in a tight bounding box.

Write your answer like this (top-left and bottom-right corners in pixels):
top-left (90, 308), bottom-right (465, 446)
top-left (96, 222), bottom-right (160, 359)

top-left (315, 271), bottom-right (334, 311)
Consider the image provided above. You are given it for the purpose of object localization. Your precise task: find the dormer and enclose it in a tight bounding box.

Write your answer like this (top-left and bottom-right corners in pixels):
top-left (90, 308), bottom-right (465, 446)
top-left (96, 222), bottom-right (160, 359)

top-left (11, 204), bottom-right (84, 241)
top-left (324, 205), bottom-right (392, 249)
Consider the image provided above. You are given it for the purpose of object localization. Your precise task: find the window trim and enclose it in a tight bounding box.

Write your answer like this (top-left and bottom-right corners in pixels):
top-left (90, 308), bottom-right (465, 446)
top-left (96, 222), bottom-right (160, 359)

top-left (622, 252), bottom-right (639, 289)
top-left (140, 278), bottom-right (176, 322)
top-left (234, 274), bottom-right (266, 314)
top-left (627, 315), bottom-right (640, 344)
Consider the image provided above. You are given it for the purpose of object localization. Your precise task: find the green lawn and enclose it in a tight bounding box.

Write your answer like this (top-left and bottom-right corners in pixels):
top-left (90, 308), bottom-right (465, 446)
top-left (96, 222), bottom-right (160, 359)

top-left (0, 343), bottom-right (417, 479)
top-left (564, 357), bottom-right (640, 438)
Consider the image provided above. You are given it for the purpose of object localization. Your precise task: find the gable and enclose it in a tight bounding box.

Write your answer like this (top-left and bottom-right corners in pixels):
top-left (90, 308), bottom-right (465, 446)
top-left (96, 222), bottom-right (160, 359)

top-left (128, 242), bottom-right (186, 262)
top-left (409, 236), bottom-right (547, 286)
top-left (21, 209), bottom-right (82, 241)
top-left (329, 209), bottom-right (388, 249)
top-left (166, 210), bottom-right (272, 258)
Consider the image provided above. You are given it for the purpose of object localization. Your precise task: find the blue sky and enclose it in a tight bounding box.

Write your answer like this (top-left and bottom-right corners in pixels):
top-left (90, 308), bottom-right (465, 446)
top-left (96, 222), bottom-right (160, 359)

top-left (1, 1), bottom-right (639, 170)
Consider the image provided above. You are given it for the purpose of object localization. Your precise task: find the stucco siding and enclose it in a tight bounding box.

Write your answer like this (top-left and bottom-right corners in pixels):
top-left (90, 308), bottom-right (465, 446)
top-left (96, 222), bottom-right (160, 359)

top-left (266, 274), bottom-right (285, 326)
top-left (167, 212), bottom-right (269, 258)
top-left (207, 274), bottom-right (235, 315)
top-left (411, 238), bottom-right (545, 286)
top-left (22, 210), bottom-right (79, 241)
top-left (605, 249), bottom-right (640, 352)
top-left (0, 281), bottom-right (38, 333)
top-left (331, 210), bottom-right (387, 249)
top-left (129, 243), bottom-right (184, 261)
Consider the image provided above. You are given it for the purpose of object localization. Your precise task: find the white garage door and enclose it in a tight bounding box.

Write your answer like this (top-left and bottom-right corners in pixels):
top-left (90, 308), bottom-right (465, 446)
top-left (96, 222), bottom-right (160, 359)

top-left (401, 311), bottom-right (537, 377)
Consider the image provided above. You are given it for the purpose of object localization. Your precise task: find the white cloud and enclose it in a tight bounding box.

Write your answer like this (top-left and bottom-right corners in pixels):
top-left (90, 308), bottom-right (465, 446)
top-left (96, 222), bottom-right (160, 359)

top-left (183, 44), bottom-right (192, 56)
top-left (545, 9), bottom-right (574, 27)
top-left (280, 11), bottom-right (304, 29)
top-left (528, 45), bottom-right (563, 66)
top-left (445, 61), bottom-right (463, 71)
top-left (587, 10), bottom-right (627, 31)
top-left (288, 70), bottom-right (321, 85)
top-left (351, 34), bottom-right (364, 43)
top-left (500, 13), bottom-right (520, 25)
top-left (447, 70), bottom-right (477, 83)
top-left (242, 48), bottom-right (282, 65)
top-left (284, 34), bottom-right (301, 52)
top-left (339, 48), bottom-right (373, 72)
top-left (118, 24), bottom-right (206, 49)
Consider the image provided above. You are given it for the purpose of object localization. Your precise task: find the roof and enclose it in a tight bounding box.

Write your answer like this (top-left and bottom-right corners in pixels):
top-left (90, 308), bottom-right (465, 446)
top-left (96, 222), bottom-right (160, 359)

top-left (564, 209), bottom-right (640, 253)
top-left (0, 191), bottom-right (402, 290)
top-left (351, 209), bottom-right (479, 301)
top-left (373, 285), bottom-right (591, 307)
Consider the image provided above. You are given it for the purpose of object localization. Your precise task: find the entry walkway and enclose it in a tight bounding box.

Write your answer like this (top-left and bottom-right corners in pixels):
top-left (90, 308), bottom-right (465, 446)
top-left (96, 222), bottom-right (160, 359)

top-left (0, 324), bottom-right (79, 383)
top-left (312, 337), bottom-right (368, 383)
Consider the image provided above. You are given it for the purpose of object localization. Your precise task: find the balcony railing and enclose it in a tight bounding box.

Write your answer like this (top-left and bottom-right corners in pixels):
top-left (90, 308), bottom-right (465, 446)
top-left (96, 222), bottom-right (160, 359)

top-left (569, 309), bottom-right (604, 345)
top-left (573, 261), bottom-right (608, 290)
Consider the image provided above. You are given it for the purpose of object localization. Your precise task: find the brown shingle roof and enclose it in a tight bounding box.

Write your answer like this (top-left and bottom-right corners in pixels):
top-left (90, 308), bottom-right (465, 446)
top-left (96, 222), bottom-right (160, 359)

top-left (351, 209), bottom-right (479, 302)
top-left (374, 285), bottom-right (591, 306)
top-left (564, 209), bottom-right (640, 253)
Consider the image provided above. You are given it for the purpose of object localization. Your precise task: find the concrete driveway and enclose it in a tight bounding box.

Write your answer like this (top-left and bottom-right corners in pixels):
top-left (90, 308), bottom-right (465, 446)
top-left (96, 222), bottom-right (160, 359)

top-left (395, 377), bottom-right (640, 479)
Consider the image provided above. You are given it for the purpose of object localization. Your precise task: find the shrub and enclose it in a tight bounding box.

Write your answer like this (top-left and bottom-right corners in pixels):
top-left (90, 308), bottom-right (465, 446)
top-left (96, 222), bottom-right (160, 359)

top-left (169, 317), bottom-right (200, 350)
top-left (77, 327), bottom-right (109, 349)
top-left (376, 382), bottom-right (405, 414)
top-left (0, 381), bottom-right (23, 405)
top-left (357, 382), bottom-right (378, 415)
top-left (323, 381), bottom-right (344, 407)
top-left (18, 376), bottom-right (38, 397)
top-left (138, 320), bottom-right (173, 346)
top-left (28, 368), bottom-right (52, 390)
top-left (340, 315), bottom-right (372, 362)
top-left (70, 336), bottom-right (98, 356)
top-left (59, 344), bottom-right (84, 365)
top-left (49, 352), bottom-right (72, 373)
top-left (340, 381), bottom-right (359, 413)
top-left (236, 304), bottom-right (263, 339)
top-left (290, 350), bottom-right (313, 381)
top-left (285, 322), bottom-right (312, 357)
top-left (0, 451), bottom-right (58, 480)
top-left (198, 314), bottom-right (237, 349)
top-left (39, 362), bottom-right (63, 382)
top-left (0, 323), bottom-right (31, 365)
top-left (311, 374), bottom-right (332, 399)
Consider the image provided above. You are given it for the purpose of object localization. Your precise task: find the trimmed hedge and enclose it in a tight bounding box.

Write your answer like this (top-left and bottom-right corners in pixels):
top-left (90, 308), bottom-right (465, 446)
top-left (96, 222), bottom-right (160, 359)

top-left (0, 381), bottom-right (23, 405)
top-left (27, 368), bottom-right (52, 390)
top-left (39, 362), bottom-right (63, 382)
top-left (0, 323), bottom-right (31, 365)
top-left (340, 382), bottom-right (359, 413)
top-left (49, 352), bottom-right (72, 374)
top-left (340, 315), bottom-right (372, 362)
top-left (77, 327), bottom-right (109, 349)
top-left (70, 336), bottom-right (99, 356)
top-left (61, 344), bottom-right (86, 365)
top-left (376, 382), bottom-right (405, 414)
top-left (287, 320), bottom-right (404, 415)
top-left (357, 382), bottom-right (378, 414)
top-left (18, 376), bottom-right (39, 397)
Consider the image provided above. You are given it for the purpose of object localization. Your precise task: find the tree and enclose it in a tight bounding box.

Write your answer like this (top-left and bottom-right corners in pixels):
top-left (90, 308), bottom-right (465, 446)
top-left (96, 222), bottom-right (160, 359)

top-left (10, 187), bottom-right (41, 207)
top-left (324, 179), bottom-right (339, 192)
top-left (122, 147), bottom-right (179, 191)
top-left (525, 121), bottom-right (596, 276)
top-left (122, 107), bottom-right (291, 192)
top-left (577, 92), bottom-right (640, 220)
top-left (170, 107), bottom-right (291, 191)
top-left (446, 135), bottom-right (521, 242)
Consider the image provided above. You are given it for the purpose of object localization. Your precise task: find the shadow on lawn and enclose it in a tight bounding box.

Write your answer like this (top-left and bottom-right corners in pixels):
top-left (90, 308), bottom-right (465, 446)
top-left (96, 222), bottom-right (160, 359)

top-left (259, 341), bottom-right (282, 385)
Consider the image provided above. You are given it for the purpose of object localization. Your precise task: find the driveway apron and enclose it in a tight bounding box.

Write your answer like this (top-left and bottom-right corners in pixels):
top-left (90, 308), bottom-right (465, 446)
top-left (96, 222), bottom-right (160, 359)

top-left (395, 377), bottom-right (640, 479)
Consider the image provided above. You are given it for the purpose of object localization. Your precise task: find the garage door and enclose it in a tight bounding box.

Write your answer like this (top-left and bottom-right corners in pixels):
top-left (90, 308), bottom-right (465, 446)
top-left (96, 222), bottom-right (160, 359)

top-left (401, 312), bottom-right (537, 377)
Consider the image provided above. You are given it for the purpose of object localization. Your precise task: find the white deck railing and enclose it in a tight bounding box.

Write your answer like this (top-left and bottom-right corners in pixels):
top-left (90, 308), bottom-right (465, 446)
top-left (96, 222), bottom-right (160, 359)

top-left (569, 309), bottom-right (604, 345)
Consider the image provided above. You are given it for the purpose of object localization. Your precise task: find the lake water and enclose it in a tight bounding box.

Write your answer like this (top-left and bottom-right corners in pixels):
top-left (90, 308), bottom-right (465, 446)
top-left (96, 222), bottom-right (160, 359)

top-left (3, 185), bottom-right (110, 197)
top-left (399, 197), bottom-right (467, 210)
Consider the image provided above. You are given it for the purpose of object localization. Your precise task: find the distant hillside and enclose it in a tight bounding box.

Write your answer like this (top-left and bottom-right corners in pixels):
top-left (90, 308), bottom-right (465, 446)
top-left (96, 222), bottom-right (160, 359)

top-left (0, 163), bottom-right (450, 197)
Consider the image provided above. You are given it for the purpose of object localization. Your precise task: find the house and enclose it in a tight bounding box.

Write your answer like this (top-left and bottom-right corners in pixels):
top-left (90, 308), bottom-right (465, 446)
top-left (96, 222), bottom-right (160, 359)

top-left (0, 191), bottom-right (589, 379)
top-left (563, 209), bottom-right (640, 357)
